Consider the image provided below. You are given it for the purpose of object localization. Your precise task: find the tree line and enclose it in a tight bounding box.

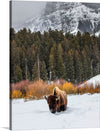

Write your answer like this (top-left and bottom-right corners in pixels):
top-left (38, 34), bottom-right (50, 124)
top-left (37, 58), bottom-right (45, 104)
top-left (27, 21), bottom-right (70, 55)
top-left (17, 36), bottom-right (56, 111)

top-left (10, 28), bottom-right (100, 83)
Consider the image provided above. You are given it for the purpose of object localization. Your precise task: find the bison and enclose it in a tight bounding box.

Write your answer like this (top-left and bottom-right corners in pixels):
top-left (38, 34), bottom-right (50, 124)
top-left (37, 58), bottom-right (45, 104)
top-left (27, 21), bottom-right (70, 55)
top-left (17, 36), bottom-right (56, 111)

top-left (45, 87), bottom-right (67, 113)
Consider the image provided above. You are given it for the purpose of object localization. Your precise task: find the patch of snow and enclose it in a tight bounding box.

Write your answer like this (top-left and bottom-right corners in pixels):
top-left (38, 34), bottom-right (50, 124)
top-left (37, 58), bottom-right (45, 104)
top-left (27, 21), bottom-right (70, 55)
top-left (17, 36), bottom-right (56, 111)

top-left (87, 74), bottom-right (100, 88)
top-left (12, 94), bottom-right (100, 130)
top-left (78, 74), bottom-right (100, 88)
top-left (95, 31), bottom-right (100, 36)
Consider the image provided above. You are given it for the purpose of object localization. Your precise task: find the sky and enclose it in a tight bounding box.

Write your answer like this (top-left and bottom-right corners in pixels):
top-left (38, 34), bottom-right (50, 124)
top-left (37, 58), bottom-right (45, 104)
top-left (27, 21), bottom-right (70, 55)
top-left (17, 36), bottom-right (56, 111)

top-left (11, 1), bottom-right (46, 26)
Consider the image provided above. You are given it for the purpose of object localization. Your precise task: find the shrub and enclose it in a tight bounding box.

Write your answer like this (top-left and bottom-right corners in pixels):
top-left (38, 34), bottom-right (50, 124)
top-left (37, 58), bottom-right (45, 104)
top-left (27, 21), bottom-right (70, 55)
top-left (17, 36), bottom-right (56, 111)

top-left (10, 79), bottom-right (100, 100)
top-left (78, 84), bottom-right (100, 94)
top-left (25, 79), bottom-right (48, 99)
top-left (11, 90), bottom-right (22, 99)
top-left (62, 82), bottom-right (77, 94)
top-left (10, 80), bottom-right (30, 98)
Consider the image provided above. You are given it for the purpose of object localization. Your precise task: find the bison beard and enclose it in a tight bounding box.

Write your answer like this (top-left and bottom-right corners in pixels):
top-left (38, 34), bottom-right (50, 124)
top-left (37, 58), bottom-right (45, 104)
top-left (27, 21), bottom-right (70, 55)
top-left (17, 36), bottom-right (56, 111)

top-left (45, 87), bottom-right (67, 113)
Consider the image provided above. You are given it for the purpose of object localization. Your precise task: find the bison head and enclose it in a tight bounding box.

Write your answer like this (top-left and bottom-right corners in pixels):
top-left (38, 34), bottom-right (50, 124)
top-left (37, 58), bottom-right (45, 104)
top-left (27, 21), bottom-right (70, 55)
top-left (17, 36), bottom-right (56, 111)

top-left (44, 95), bottom-right (60, 113)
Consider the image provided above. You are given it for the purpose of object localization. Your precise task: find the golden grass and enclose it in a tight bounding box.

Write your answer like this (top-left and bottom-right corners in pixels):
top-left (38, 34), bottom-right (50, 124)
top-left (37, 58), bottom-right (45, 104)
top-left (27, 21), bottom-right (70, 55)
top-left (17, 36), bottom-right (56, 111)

top-left (78, 84), bottom-right (100, 94)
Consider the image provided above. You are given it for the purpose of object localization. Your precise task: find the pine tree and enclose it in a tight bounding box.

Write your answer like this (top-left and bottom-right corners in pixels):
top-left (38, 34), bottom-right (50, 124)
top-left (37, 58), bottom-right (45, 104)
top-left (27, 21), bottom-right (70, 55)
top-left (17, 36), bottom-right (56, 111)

top-left (82, 50), bottom-right (88, 81)
top-left (19, 46), bottom-right (26, 80)
top-left (74, 50), bottom-right (83, 83)
top-left (56, 43), bottom-right (66, 79)
top-left (76, 31), bottom-right (81, 48)
top-left (10, 28), bottom-right (100, 83)
top-left (65, 50), bottom-right (75, 83)
top-left (32, 63), bottom-right (38, 81)
top-left (14, 65), bottom-right (23, 82)
top-left (49, 44), bottom-right (56, 80)
top-left (10, 40), bottom-right (20, 83)
top-left (27, 45), bottom-right (36, 80)
top-left (92, 44), bottom-right (100, 75)
top-left (40, 61), bottom-right (48, 81)
top-left (10, 28), bottom-right (15, 42)
top-left (82, 49), bottom-right (92, 81)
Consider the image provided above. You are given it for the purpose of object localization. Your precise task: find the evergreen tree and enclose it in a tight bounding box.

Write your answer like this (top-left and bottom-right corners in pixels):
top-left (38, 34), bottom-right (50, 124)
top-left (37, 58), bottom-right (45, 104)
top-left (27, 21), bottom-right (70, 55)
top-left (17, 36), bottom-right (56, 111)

top-left (14, 65), bottom-right (23, 82)
top-left (82, 49), bottom-right (93, 81)
top-left (76, 31), bottom-right (81, 49)
top-left (19, 46), bottom-right (26, 80)
top-left (56, 43), bottom-right (66, 79)
top-left (32, 63), bottom-right (38, 81)
top-left (10, 28), bottom-right (100, 83)
top-left (74, 50), bottom-right (83, 83)
top-left (10, 40), bottom-right (20, 83)
top-left (65, 50), bottom-right (75, 83)
top-left (10, 28), bottom-right (15, 42)
top-left (40, 61), bottom-right (48, 81)
top-left (27, 45), bottom-right (36, 80)
top-left (82, 50), bottom-right (88, 81)
top-left (49, 44), bottom-right (56, 80)
top-left (92, 44), bottom-right (100, 75)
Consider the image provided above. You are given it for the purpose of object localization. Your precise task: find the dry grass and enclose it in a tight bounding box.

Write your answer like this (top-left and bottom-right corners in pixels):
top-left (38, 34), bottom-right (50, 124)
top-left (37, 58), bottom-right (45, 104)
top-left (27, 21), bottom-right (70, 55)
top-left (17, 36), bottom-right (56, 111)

top-left (78, 84), bottom-right (100, 94)
top-left (25, 79), bottom-right (48, 99)
top-left (10, 79), bottom-right (100, 99)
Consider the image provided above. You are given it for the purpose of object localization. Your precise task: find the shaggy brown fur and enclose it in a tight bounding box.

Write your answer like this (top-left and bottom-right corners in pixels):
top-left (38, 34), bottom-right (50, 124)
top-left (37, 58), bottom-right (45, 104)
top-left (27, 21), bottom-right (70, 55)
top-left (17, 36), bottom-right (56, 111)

top-left (45, 95), bottom-right (58, 113)
top-left (45, 87), bottom-right (67, 113)
top-left (53, 87), bottom-right (67, 112)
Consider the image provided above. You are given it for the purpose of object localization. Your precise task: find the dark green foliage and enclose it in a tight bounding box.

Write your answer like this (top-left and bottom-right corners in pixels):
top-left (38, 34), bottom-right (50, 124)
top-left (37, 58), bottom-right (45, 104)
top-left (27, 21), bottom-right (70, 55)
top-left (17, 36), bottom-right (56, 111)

top-left (14, 65), bottom-right (23, 82)
top-left (56, 43), bottom-right (66, 79)
top-left (49, 44), bottom-right (56, 80)
top-left (40, 61), bottom-right (48, 81)
top-left (65, 50), bottom-right (75, 83)
top-left (32, 63), bottom-right (38, 81)
top-left (10, 28), bottom-right (100, 83)
top-left (74, 50), bottom-right (83, 83)
top-left (10, 28), bottom-right (15, 42)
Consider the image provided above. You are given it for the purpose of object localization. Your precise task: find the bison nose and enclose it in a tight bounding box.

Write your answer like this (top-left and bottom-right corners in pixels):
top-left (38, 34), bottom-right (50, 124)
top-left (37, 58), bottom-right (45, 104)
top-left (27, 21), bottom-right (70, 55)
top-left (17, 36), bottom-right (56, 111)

top-left (50, 109), bottom-right (56, 113)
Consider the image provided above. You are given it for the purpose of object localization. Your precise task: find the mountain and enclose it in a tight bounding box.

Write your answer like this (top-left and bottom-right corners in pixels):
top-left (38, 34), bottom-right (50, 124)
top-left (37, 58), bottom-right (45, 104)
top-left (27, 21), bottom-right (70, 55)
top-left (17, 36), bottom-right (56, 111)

top-left (13, 2), bottom-right (100, 35)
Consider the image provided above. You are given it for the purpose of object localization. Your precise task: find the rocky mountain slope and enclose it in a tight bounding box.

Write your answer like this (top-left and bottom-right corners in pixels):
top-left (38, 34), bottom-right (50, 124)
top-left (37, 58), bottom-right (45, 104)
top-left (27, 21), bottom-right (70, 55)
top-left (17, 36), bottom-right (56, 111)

top-left (14, 2), bottom-right (100, 35)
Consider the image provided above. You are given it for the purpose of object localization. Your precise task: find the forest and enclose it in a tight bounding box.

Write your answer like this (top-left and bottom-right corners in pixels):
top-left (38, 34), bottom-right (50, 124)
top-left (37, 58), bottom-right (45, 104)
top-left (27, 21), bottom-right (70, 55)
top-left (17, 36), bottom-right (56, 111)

top-left (10, 28), bottom-right (100, 84)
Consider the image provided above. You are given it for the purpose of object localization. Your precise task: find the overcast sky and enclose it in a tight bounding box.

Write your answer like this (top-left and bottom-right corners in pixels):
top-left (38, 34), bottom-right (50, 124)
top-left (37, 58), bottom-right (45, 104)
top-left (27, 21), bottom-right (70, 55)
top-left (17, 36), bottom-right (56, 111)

top-left (11, 1), bottom-right (46, 25)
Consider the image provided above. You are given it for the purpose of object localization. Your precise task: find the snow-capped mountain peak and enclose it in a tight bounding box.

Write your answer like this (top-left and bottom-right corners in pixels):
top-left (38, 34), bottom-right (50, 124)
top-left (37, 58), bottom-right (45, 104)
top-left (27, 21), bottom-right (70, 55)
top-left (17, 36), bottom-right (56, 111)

top-left (13, 2), bottom-right (100, 35)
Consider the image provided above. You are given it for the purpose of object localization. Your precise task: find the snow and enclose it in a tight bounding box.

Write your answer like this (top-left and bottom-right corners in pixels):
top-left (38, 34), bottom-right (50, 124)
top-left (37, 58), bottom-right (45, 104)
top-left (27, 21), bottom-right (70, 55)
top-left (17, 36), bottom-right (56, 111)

top-left (87, 74), bottom-right (100, 88)
top-left (95, 31), bottom-right (100, 37)
top-left (12, 93), bottom-right (100, 130)
top-left (78, 74), bottom-right (100, 88)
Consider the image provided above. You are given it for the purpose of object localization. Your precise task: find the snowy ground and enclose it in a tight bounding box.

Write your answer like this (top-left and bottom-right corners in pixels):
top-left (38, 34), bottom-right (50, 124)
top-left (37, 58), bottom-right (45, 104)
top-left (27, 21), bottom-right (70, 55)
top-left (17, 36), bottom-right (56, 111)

top-left (12, 94), bottom-right (100, 130)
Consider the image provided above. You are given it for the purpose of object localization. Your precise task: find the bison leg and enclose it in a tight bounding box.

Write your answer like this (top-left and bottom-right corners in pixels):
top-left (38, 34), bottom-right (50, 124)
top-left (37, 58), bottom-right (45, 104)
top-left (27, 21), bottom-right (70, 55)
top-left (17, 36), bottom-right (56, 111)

top-left (57, 107), bottom-right (61, 112)
top-left (60, 105), bottom-right (66, 111)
